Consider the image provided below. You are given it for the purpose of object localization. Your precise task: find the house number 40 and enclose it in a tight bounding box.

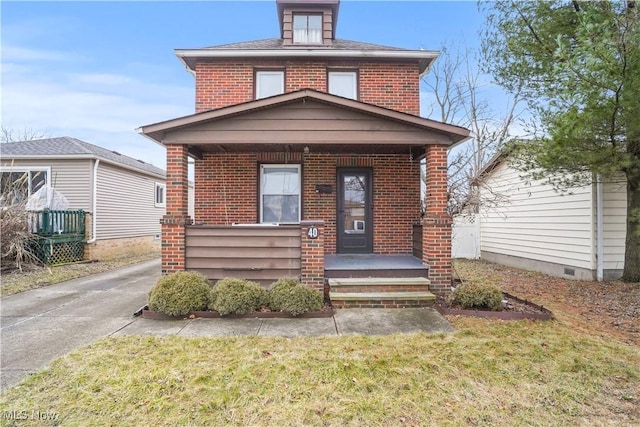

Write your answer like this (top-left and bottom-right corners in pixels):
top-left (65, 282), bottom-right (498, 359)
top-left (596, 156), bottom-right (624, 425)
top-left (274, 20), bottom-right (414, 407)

top-left (307, 226), bottom-right (319, 239)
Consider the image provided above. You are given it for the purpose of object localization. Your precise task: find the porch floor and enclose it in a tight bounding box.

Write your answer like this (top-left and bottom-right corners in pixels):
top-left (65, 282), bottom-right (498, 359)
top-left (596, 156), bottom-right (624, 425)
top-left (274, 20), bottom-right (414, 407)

top-left (324, 254), bottom-right (429, 279)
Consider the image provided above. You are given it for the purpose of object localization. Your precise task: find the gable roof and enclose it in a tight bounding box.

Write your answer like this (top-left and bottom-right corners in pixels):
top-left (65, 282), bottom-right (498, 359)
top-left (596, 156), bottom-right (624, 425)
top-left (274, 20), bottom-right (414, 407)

top-left (175, 38), bottom-right (439, 76)
top-left (137, 89), bottom-right (469, 147)
top-left (0, 136), bottom-right (166, 178)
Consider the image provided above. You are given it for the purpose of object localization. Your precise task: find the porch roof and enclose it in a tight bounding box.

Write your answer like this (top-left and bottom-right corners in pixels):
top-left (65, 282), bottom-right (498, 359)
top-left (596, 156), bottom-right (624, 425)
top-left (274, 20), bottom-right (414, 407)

top-left (137, 89), bottom-right (470, 156)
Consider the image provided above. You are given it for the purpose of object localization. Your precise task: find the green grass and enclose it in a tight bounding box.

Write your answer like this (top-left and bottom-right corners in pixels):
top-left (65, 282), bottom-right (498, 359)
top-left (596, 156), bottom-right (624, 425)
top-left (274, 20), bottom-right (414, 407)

top-left (1, 319), bottom-right (638, 426)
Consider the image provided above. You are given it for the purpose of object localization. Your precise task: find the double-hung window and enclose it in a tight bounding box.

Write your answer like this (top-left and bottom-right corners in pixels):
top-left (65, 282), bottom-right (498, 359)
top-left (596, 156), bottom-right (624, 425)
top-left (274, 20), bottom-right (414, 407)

top-left (293, 14), bottom-right (322, 44)
top-left (260, 164), bottom-right (301, 224)
top-left (328, 71), bottom-right (358, 99)
top-left (256, 70), bottom-right (285, 99)
top-left (0, 167), bottom-right (49, 206)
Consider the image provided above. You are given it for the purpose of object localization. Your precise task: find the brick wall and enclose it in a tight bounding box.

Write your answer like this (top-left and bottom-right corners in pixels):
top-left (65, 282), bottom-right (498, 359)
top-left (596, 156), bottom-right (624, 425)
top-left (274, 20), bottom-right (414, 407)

top-left (194, 59), bottom-right (420, 115)
top-left (422, 144), bottom-right (452, 294)
top-left (161, 145), bottom-right (190, 274)
top-left (193, 151), bottom-right (422, 254)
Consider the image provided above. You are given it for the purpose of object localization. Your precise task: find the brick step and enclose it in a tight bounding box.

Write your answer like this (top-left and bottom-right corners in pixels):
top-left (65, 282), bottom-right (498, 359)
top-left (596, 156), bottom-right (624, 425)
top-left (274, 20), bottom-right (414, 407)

top-left (329, 291), bottom-right (436, 309)
top-left (329, 278), bottom-right (435, 308)
top-left (328, 277), bottom-right (431, 294)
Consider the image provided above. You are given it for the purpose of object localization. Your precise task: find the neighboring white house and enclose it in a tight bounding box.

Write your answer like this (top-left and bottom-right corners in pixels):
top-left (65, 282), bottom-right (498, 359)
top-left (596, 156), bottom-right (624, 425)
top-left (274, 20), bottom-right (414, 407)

top-left (475, 153), bottom-right (626, 281)
top-left (0, 137), bottom-right (166, 260)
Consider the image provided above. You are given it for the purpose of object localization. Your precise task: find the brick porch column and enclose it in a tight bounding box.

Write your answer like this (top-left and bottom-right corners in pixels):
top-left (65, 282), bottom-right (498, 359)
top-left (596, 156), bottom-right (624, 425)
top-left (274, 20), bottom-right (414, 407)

top-left (300, 220), bottom-right (325, 291)
top-left (161, 145), bottom-right (191, 274)
top-left (422, 144), bottom-right (452, 296)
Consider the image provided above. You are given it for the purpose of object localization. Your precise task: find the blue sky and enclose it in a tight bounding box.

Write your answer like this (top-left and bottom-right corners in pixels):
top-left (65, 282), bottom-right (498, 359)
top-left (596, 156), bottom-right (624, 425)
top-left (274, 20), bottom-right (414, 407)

top-left (1, 1), bottom-right (484, 169)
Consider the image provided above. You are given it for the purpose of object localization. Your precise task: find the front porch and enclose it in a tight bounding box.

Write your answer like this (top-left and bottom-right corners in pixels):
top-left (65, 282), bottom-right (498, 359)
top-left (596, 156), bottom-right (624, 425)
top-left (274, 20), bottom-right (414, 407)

top-left (325, 254), bottom-right (429, 279)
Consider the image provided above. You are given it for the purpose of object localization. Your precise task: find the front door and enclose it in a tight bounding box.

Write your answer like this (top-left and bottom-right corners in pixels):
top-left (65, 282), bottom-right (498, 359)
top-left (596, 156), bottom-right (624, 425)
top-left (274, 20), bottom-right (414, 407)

top-left (337, 169), bottom-right (373, 253)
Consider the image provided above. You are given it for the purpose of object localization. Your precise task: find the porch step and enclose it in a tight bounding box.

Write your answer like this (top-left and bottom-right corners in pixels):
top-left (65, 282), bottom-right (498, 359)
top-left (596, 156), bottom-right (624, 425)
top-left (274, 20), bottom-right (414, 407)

top-left (329, 278), bottom-right (435, 309)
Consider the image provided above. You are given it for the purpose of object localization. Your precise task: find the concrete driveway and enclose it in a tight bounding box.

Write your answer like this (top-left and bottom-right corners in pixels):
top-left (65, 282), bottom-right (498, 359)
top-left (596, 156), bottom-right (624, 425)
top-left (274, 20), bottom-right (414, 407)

top-left (1, 258), bottom-right (453, 393)
top-left (0, 258), bottom-right (160, 392)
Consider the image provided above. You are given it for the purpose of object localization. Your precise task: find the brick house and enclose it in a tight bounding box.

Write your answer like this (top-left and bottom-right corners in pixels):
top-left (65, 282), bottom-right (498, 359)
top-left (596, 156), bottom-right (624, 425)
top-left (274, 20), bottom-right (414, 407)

top-left (138, 0), bottom-right (469, 307)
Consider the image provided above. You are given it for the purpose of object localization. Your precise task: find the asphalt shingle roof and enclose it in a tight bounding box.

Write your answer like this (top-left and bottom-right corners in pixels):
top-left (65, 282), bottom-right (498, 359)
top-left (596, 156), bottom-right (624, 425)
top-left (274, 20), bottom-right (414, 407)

top-left (0, 136), bottom-right (165, 177)
top-left (201, 38), bottom-right (408, 51)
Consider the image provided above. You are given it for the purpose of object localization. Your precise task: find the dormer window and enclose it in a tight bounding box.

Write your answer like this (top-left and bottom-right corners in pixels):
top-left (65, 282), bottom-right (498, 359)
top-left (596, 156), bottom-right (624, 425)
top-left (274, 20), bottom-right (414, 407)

top-left (293, 14), bottom-right (322, 44)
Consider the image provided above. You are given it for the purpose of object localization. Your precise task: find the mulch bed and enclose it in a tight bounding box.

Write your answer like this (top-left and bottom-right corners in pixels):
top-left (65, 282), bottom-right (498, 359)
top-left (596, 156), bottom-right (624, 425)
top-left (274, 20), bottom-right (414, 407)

top-left (435, 292), bottom-right (554, 321)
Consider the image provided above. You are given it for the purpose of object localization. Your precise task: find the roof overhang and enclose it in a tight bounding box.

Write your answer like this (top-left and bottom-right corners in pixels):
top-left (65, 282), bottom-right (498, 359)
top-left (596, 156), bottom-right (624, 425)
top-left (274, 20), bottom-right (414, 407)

top-left (137, 89), bottom-right (469, 156)
top-left (0, 154), bottom-right (166, 180)
top-left (175, 48), bottom-right (439, 76)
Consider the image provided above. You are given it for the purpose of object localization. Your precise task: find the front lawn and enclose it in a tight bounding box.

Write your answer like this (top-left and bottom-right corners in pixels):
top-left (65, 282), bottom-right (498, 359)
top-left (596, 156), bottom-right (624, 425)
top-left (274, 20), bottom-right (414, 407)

top-left (1, 319), bottom-right (638, 426)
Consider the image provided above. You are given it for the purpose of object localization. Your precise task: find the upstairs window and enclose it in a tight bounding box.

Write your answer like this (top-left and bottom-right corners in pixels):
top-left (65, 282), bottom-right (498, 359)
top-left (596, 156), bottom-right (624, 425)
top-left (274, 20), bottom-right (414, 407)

top-left (256, 70), bottom-right (285, 99)
top-left (328, 71), bottom-right (358, 100)
top-left (293, 14), bottom-right (322, 44)
top-left (260, 164), bottom-right (301, 224)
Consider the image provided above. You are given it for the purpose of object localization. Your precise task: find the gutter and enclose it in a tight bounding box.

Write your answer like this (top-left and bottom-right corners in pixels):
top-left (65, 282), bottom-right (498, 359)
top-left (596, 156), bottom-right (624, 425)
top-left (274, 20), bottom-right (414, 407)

top-left (87, 159), bottom-right (100, 244)
top-left (175, 48), bottom-right (439, 76)
top-left (596, 174), bottom-right (604, 281)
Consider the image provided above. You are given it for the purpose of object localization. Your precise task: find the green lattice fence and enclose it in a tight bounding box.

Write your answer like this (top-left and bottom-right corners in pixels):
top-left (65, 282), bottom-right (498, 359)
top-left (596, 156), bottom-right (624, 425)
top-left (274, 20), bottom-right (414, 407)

top-left (29, 210), bottom-right (86, 265)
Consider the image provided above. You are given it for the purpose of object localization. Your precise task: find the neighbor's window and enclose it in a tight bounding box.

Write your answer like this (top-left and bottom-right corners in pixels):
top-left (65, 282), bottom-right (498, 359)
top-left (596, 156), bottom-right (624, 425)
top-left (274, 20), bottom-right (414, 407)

top-left (256, 71), bottom-right (285, 99)
top-left (0, 168), bottom-right (48, 206)
top-left (328, 71), bottom-right (358, 99)
top-left (155, 182), bottom-right (166, 207)
top-left (293, 14), bottom-right (322, 44)
top-left (260, 164), bottom-right (301, 223)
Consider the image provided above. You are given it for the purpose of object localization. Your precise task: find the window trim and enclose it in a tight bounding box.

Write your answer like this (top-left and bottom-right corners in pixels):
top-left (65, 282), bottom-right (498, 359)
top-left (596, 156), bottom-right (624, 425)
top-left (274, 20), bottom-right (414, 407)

top-left (327, 69), bottom-right (359, 100)
top-left (255, 69), bottom-right (285, 100)
top-left (154, 182), bottom-right (166, 208)
top-left (259, 163), bottom-right (302, 224)
top-left (0, 166), bottom-right (50, 198)
top-left (292, 13), bottom-right (323, 44)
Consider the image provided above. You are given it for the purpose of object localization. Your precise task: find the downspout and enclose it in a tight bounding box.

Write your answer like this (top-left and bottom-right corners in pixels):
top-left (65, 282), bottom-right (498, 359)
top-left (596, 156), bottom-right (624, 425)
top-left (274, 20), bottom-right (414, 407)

top-left (87, 159), bottom-right (100, 244)
top-left (596, 174), bottom-right (604, 281)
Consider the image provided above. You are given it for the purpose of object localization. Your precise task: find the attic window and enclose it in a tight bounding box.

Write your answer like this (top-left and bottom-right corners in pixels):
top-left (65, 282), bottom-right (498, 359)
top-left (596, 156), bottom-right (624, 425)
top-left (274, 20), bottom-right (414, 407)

top-left (293, 14), bottom-right (322, 44)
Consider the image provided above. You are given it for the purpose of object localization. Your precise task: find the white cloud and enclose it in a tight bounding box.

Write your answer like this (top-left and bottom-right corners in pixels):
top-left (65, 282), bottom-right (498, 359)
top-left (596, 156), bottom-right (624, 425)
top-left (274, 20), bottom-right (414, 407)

top-left (1, 45), bottom-right (194, 170)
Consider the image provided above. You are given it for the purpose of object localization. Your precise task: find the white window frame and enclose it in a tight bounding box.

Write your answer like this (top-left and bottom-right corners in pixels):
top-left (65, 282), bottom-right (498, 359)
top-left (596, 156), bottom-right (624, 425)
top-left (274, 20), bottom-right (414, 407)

top-left (293, 14), bottom-right (323, 44)
top-left (256, 71), bottom-right (285, 99)
top-left (328, 71), bottom-right (358, 100)
top-left (260, 164), bottom-right (301, 224)
top-left (0, 166), bottom-right (50, 200)
top-left (154, 182), bottom-right (166, 208)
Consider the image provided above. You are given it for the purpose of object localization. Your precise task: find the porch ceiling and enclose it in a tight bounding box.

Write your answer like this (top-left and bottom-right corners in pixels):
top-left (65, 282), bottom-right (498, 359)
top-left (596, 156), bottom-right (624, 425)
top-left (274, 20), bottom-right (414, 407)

top-left (186, 142), bottom-right (428, 156)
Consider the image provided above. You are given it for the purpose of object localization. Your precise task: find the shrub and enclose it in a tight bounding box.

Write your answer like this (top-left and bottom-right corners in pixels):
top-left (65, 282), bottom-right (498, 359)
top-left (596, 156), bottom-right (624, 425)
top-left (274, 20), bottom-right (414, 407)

top-left (268, 277), bottom-right (300, 312)
top-left (452, 282), bottom-right (503, 311)
top-left (148, 271), bottom-right (210, 316)
top-left (269, 278), bottom-right (323, 316)
top-left (209, 277), bottom-right (268, 315)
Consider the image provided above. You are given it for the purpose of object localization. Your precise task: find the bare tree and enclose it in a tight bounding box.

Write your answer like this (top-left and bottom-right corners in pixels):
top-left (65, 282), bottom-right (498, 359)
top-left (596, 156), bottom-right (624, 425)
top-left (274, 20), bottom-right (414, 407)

top-left (1, 126), bottom-right (48, 144)
top-left (422, 45), bottom-right (522, 216)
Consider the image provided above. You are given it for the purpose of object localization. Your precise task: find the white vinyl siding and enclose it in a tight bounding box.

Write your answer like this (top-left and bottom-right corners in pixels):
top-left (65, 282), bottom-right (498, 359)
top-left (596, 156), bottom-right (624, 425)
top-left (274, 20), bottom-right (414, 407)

top-left (602, 176), bottom-right (627, 272)
top-left (479, 161), bottom-right (595, 270)
top-left (96, 163), bottom-right (164, 240)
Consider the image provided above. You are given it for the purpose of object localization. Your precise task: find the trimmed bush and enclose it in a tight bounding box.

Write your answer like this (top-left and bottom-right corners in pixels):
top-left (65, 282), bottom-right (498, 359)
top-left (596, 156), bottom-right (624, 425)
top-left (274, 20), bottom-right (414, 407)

top-left (209, 277), bottom-right (268, 315)
top-left (452, 282), bottom-right (503, 311)
top-left (269, 278), bottom-right (323, 316)
top-left (268, 277), bottom-right (300, 312)
top-left (148, 271), bottom-right (210, 316)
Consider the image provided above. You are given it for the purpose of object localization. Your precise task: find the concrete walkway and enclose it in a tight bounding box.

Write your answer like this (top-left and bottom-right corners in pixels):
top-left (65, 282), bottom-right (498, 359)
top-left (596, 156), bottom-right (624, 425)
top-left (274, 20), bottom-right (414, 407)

top-left (1, 258), bottom-right (453, 392)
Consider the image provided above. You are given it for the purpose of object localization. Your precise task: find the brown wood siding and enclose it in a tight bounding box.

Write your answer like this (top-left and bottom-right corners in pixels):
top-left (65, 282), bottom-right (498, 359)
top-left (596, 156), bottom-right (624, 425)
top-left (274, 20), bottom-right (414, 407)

top-left (185, 225), bottom-right (302, 287)
top-left (164, 101), bottom-right (451, 146)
